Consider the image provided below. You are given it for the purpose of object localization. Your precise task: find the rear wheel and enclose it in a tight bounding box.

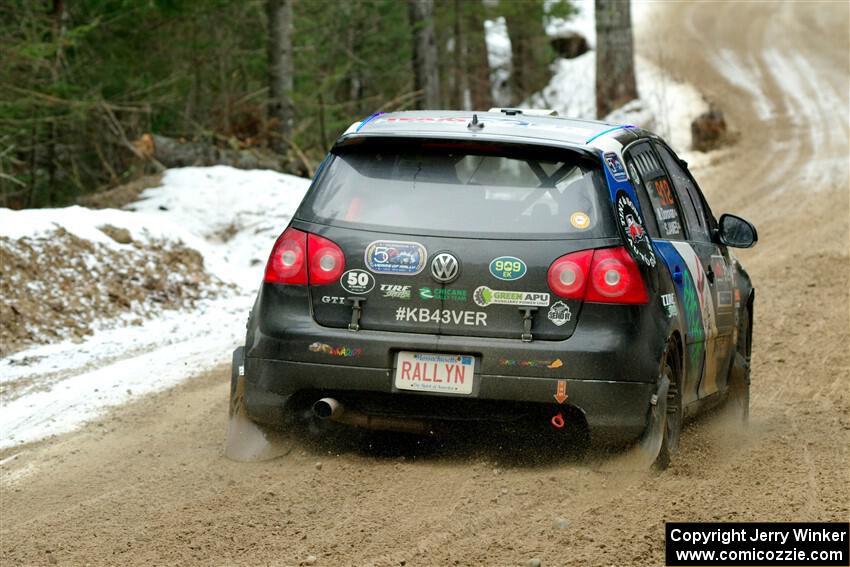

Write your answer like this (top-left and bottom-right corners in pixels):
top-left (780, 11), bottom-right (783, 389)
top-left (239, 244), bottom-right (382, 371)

top-left (654, 345), bottom-right (682, 470)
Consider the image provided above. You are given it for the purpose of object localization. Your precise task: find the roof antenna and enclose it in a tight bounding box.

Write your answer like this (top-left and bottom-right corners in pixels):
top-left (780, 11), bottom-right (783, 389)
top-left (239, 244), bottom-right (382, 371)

top-left (467, 113), bottom-right (484, 131)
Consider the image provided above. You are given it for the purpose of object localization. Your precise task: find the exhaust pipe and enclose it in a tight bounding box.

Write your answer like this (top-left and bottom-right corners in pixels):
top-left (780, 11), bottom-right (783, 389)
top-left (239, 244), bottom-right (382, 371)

top-left (313, 397), bottom-right (343, 420)
top-left (312, 397), bottom-right (434, 435)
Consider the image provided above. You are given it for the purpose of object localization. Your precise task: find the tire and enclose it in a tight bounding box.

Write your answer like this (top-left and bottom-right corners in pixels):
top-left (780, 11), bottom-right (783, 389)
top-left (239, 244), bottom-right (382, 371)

top-left (726, 312), bottom-right (751, 423)
top-left (654, 345), bottom-right (682, 470)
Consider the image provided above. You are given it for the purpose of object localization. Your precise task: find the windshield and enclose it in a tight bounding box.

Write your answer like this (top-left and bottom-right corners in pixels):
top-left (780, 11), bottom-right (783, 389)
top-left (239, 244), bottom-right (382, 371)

top-left (296, 139), bottom-right (616, 239)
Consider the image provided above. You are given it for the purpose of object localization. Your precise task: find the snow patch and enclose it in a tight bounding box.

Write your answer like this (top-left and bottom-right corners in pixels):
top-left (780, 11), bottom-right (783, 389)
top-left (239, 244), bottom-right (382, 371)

top-left (130, 166), bottom-right (310, 291)
top-left (484, 17), bottom-right (512, 107)
top-left (525, 52), bottom-right (708, 153)
top-left (1, 166), bottom-right (310, 449)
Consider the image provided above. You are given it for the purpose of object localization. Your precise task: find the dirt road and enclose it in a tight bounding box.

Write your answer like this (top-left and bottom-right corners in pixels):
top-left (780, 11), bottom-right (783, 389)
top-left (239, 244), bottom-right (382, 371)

top-left (2, 2), bottom-right (848, 566)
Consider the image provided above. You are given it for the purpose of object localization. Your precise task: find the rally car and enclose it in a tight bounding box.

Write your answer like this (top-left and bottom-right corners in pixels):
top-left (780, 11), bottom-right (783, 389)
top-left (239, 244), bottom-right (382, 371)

top-left (227, 109), bottom-right (757, 468)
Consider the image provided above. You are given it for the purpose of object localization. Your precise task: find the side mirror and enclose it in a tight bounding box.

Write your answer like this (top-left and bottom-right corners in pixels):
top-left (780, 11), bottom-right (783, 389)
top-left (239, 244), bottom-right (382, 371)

top-left (717, 213), bottom-right (758, 248)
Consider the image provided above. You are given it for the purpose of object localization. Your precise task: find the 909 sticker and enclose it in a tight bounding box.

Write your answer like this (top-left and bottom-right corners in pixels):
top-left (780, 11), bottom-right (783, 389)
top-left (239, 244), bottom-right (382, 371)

top-left (489, 256), bottom-right (527, 281)
top-left (365, 241), bottom-right (427, 275)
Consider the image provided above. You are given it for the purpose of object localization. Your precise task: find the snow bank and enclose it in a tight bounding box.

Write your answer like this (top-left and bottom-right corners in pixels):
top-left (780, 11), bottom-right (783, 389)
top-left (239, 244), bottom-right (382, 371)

top-left (130, 166), bottom-right (310, 291)
top-left (1, 166), bottom-right (311, 450)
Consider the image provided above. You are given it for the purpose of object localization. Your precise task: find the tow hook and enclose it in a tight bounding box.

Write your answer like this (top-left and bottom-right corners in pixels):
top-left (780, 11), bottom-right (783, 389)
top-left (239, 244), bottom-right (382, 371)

top-left (347, 297), bottom-right (365, 331)
top-left (550, 412), bottom-right (565, 429)
top-left (519, 307), bottom-right (537, 342)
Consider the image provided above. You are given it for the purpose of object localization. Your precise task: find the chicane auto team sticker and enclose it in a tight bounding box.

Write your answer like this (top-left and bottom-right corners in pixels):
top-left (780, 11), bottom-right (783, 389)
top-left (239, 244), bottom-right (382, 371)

top-left (365, 240), bottom-right (427, 275)
top-left (616, 191), bottom-right (656, 268)
top-left (340, 269), bottom-right (375, 294)
top-left (604, 152), bottom-right (628, 182)
top-left (419, 287), bottom-right (467, 301)
top-left (489, 256), bottom-right (527, 281)
top-left (473, 286), bottom-right (549, 308)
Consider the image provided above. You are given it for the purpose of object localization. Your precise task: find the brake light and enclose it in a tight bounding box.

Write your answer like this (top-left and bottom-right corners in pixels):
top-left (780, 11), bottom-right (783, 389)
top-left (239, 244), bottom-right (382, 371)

top-left (585, 247), bottom-right (648, 304)
top-left (263, 228), bottom-right (346, 286)
top-left (548, 249), bottom-right (593, 299)
top-left (264, 227), bottom-right (308, 284)
top-left (307, 233), bottom-right (345, 285)
top-left (547, 247), bottom-right (648, 304)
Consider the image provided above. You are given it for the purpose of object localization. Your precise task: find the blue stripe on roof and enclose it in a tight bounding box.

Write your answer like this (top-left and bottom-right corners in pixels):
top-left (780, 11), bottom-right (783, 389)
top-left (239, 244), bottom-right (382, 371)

top-left (585, 124), bottom-right (635, 144)
top-left (355, 112), bottom-right (386, 132)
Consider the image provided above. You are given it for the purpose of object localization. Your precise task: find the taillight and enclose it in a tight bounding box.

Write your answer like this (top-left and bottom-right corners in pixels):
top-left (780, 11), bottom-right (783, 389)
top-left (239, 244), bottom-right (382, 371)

top-left (307, 233), bottom-right (345, 285)
top-left (548, 249), bottom-right (593, 299)
top-left (585, 247), bottom-right (648, 304)
top-left (547, 247), bottom-right (648, 304)
top-left (263, 227), bottom-right (346, 286)
top-left (264, 227), bottom-right (308, 284)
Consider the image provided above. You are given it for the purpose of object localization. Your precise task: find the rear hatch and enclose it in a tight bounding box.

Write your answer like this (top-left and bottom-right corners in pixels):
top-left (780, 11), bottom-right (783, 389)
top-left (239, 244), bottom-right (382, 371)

top-left (293, 137), bottom-right (619, 341)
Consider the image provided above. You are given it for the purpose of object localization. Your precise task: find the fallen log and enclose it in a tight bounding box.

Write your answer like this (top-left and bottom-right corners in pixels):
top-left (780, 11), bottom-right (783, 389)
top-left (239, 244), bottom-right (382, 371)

top-left (136, 133), bottom-right (284, 171)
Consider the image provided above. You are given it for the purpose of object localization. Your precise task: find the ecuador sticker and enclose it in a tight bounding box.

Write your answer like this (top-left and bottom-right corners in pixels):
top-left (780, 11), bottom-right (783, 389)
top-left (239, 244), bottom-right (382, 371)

top-left (616, 191), bottom-right (656, 268)
top-left (570, 211), bottom-right (591, 229)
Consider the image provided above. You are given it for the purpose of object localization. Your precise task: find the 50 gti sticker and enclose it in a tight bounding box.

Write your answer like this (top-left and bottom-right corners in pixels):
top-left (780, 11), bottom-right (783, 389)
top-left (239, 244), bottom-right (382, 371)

top-left (340, 269), bottom-right (375, 294)
top-left (365, 241), bottom-right (427, 275)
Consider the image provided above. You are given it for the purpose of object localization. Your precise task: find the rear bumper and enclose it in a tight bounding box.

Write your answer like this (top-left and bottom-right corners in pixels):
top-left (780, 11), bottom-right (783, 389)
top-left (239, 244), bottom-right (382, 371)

top-left (242, 283), bottom-right (668, 445)
top-left (244, 355), bottom-right (655, 445)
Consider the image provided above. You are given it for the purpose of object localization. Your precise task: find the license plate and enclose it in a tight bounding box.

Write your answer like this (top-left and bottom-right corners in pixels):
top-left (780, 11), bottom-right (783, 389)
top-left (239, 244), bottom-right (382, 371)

top-left (394, 351), bottom-right (475, 395)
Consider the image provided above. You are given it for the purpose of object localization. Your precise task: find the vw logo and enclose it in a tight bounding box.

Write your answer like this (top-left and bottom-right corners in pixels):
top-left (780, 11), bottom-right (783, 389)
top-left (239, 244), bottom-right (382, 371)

top-left (430, 252), bottom-right (460, 283)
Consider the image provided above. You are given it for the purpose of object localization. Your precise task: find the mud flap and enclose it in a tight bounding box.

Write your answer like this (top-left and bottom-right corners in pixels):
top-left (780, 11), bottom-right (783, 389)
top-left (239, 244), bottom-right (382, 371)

top-left (606, 375), bottom-right (670, 471)
top-left (224, 347), bottom-right (294, 462)
top-left (725, 352), bottom-right (750, 423)
top-left (638, 374), bottom-right (670, 465)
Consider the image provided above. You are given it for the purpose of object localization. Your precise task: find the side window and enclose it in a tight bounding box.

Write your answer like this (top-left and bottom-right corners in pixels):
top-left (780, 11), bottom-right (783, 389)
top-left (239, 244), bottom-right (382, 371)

top-left (625, 142), bottom-right (685, 241)
top-left (624, 153), bottom-right (660, 238)
top-left (655, 143), bottom-right (712, 242)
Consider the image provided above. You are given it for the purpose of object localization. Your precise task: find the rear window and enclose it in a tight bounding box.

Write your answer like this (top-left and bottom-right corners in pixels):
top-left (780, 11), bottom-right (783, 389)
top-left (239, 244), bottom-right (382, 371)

top-left (296, 139), bottom-right (616, 239)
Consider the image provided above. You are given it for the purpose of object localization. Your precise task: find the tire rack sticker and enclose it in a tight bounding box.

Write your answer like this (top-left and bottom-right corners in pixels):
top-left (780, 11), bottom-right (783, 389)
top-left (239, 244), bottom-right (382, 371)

top-left (661, 293), bottom-right (678, 318)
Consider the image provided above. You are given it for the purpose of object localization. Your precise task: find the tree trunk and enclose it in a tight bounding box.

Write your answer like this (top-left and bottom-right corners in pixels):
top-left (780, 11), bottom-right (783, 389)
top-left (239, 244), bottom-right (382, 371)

top-left (466, 6), bottom-right (492, 110)
top-left (147, 134), bottom-right (282, 171)
top-left (595, 0), bottom-right (638, 118)
top-left (408, 0), bottom-right (440, 109)
top-left (267, 0), bottom-right (294, 153)
top-left (453, 0), bottom-right (470, 110)
top-left (503, 3), bottom-right (551, 105)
